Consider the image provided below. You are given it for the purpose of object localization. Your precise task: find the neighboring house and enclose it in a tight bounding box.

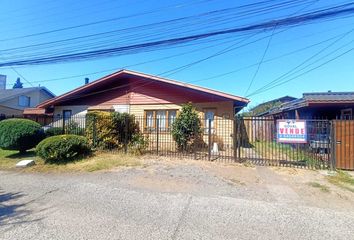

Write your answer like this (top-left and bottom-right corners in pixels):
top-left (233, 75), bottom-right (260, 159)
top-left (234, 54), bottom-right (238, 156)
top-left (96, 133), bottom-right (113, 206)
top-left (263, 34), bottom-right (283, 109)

top-left (25, 69), bottom-right (249, 140)
top-left (261, 91), bottom-right (354, 120)
top-left (248, 95), bottom-right (297, 116)
top-left (0, 87), bottom-right (55, 117)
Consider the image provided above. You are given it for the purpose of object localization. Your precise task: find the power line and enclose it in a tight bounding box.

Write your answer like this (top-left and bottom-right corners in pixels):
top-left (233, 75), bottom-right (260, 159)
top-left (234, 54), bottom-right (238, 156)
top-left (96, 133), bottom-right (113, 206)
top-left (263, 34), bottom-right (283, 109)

top-left (247, 30), bottom-right (354, 96)
top-left (244, 0), bottom-right (318, 95)
top-left (0, 0), bottom-right (308, 55)
top-left (6, 26), bottom-right (351, 87)
top-left (1, 2), bottom-right (353, 67)
top-left (0, 0), bottom-right (219, 42)
top-left (244, 25), bottom-right (276, 95)
top-left (6, 36), bottom-right (245, 86)
top-left (248, 46), bottom-right (354, 97)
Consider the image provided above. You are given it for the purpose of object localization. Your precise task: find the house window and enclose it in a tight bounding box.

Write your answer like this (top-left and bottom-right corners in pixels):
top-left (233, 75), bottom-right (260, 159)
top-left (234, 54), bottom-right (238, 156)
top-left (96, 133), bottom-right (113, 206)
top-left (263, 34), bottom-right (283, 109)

top-left (341, 108), bottom-right (352, 120)
top-left (144, 110), bottom-right (177, 131)
top-left (18, 95), bottom-right (30, 107)
top-left (204, 109), bottom-right (216, 134)
top-left (63, 110), bottom-right (72, 120)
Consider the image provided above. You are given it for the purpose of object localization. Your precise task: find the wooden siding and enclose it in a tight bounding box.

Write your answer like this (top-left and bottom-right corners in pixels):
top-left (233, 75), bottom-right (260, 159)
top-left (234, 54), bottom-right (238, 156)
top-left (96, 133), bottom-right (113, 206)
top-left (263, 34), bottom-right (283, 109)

top-left (56, 77), bottom-right (234, 107)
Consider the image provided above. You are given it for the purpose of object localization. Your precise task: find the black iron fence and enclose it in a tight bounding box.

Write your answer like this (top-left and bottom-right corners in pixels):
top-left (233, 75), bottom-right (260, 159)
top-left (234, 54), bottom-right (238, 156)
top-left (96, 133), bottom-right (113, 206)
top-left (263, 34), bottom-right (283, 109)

top-left (2, 115), bottom-right (353, 170)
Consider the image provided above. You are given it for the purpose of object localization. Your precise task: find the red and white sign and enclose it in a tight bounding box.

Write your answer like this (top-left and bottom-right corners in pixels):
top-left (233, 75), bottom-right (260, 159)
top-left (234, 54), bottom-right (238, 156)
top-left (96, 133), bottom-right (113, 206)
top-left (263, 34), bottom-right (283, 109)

top-left (277, 120), bottom-right (307, 143)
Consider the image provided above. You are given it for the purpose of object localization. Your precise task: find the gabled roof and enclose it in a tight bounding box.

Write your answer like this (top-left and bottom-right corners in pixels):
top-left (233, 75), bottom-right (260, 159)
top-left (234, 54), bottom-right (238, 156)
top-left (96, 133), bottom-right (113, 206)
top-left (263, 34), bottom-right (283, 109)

top-left (38, 69), bottom-right (249, 108)
top-left (0, 87), bottom-right (55, 103)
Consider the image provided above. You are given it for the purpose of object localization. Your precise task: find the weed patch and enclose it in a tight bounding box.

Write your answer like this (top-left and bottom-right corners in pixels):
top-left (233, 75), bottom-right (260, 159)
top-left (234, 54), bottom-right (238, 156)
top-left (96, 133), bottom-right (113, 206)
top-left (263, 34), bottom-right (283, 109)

top-left (307, 182), bottom-right (330, 193)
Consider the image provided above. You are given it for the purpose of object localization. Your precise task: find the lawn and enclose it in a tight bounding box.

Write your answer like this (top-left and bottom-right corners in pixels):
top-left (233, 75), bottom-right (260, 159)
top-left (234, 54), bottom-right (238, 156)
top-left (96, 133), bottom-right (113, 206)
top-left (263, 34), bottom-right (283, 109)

top-left (252, 141), bottom-right (322, 168)
top-left (0, 149), bottom-right (142, 172)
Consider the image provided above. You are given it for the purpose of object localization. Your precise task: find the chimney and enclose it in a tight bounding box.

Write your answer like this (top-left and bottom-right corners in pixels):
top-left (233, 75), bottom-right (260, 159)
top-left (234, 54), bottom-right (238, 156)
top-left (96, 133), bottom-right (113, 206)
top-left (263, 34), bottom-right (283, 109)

top-left (0, 75), bottom-right (6, 90)
top-left (85, 78), bottom-right (89, 85)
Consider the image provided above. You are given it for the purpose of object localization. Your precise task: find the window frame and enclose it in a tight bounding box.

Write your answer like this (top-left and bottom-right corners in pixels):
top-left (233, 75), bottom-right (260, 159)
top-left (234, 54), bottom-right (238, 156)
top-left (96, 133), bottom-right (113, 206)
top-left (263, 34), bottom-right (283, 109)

top-left (143, 109), bottom-right (178, 132)
top-left (18, 95), bottom-right (30, 107)
top-left (203, 108), bottom-right (217, 134)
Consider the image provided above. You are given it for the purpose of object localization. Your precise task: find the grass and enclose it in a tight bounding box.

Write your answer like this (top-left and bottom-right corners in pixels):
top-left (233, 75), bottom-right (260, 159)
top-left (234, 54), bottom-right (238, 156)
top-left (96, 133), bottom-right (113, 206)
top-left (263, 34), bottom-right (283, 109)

top-left (0, 149), bottom-right (142, 173)
top-left (253, 141), bottom-right (320, 167)
top-left (0, 149), bottom-right (38, 169)
top-left (307, 182), bottom-right (330, 193)
top-left (327, 171), bottom-right (354, 193)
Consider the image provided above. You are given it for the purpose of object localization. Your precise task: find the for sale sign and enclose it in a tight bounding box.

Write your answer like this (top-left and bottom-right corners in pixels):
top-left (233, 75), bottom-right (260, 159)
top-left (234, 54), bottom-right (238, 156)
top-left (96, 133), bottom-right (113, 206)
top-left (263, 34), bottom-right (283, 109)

top-left (277, 119), bottom-right (307, 143)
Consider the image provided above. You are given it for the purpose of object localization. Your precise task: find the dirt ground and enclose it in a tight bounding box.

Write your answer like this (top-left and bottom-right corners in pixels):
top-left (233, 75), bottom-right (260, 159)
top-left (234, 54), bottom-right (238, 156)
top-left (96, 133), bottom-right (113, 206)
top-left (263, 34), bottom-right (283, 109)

top-left (122, 155), bottom-right (354, 211)
top-left (2, 155), bottom-right (354, 240)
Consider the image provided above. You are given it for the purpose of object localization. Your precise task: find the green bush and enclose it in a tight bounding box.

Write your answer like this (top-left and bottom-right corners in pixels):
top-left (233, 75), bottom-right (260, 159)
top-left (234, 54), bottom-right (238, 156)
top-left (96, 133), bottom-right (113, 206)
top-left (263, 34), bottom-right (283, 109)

top-left (111, 112), bottom-right (139, 144)
top-left (86, 111), bottom-right (117, 148)
top-left (172, 103), bottom-right (202, 151)
top-left (45, 127), bottom-right (63, 137)
top-left (65, 121), bottom-right (85, 135)
top-left (128, 132), bottom-right (149, 155)
top-left (36, 135), bottom-right (91, 163)
top-left (0, 118), bottom-right (45, 153)
top-left (86, 111), bottom-right (140, 149)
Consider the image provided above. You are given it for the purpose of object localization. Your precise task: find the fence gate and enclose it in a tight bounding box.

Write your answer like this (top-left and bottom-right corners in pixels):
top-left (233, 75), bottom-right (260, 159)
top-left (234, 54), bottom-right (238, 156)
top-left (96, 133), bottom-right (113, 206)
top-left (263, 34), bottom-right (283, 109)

top-left (234, 117), bottom-right (331, 169)
top-left (333, 120), bottom-right (354, 170)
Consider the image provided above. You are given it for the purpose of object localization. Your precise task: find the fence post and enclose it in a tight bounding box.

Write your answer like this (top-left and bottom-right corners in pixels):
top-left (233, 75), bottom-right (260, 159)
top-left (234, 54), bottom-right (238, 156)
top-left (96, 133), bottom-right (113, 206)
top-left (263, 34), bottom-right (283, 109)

top-left (62, 116), bottom-right (66, 134)
top-left (233, 117), bottom-right (237, 162)
top-left (208, 118), bottom-right (211, 161)
top-left (156, 118), bottom-right (159, 155)
top-left (124, 116), bottom-right (128, 154)
top-left (330, 120), bottom-right (336, 171)
top-left (93, 116), bottom-right (97, 148)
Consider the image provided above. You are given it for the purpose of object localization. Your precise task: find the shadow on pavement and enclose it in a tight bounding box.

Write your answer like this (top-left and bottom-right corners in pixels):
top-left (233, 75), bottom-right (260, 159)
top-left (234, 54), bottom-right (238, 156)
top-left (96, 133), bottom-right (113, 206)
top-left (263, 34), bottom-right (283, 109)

top-left (0, 189), bottom-right (28, 224)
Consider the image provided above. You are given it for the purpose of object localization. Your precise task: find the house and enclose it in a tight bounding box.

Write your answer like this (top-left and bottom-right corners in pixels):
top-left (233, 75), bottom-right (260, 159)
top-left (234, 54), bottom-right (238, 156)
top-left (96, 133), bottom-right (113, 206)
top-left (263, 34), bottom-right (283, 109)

top-left (25, 69), bottom-right (249, 142)
top-left (261, 91), bottom-right (354, 120)
top-left (248, 95), bottom-right (297, 116)
top-left (0, 75), bottom-right (55, 116)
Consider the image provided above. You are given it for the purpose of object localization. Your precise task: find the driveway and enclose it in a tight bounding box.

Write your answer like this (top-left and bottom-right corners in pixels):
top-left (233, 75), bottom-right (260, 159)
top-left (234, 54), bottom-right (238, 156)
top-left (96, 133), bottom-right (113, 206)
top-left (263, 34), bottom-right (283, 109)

top-left (1, 157), bottom-right (354, 240)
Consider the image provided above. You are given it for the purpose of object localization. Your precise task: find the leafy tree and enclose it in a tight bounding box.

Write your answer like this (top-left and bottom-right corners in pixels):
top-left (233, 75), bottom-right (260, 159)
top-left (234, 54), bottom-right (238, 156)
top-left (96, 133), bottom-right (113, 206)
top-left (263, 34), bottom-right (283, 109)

top-left (172, 103), bottom-right (201, 151)
top-left (241, 101), bottom-right (282, 117)
top-left (13, 78), bottom-right (23, 89)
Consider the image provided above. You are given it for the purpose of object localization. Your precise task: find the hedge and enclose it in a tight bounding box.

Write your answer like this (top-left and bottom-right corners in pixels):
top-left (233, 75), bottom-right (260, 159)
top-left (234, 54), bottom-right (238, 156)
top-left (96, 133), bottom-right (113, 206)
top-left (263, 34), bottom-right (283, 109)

top-left (36, 135), bottom-right (91, 163)
top-left (0, 118), bottom-right (45, 153)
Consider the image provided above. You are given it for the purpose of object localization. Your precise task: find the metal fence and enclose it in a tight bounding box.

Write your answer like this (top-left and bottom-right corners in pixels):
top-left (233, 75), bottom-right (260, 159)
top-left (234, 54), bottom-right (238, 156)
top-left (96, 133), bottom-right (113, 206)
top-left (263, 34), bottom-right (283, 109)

top-left (2, 115), bottom-right (352, 170)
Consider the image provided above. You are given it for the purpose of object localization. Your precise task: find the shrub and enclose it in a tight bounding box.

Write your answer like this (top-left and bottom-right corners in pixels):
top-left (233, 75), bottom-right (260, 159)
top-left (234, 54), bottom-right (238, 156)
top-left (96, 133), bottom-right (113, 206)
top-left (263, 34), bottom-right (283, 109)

top-left (172, 103), bottom-right (202, 151)
top-left (0, 118), bottom-right (45, 153)
top-left (128, 132), bottom-right (149, 155)
top-left (45, 127), bottom-right (63, 137)
top-left (111, 112), bottom-right (139, 144)
top-left (36, 135), bottom-right (91, 163)
top-left (65, 121), bottom-right (85, 135)
top-left (86, 111), bottom-right (140, 149)
top-left (86, 111), bottom-right (117, 148)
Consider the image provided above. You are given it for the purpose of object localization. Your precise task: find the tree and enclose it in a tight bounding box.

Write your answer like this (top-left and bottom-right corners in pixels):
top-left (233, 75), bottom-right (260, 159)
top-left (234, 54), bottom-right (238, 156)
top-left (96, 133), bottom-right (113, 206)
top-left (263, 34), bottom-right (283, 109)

top-left (13, 78), bottom-right (23, 89)
top-left (172, 103), bottom-right (202, 151)
top-left (241, 101), bottom-right (282, 117)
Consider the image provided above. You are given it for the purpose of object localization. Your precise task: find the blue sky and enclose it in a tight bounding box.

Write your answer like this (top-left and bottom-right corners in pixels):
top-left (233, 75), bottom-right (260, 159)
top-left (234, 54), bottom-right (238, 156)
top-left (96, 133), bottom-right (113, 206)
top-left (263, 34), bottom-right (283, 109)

top-left (0, 0), bottom-right (353, 109)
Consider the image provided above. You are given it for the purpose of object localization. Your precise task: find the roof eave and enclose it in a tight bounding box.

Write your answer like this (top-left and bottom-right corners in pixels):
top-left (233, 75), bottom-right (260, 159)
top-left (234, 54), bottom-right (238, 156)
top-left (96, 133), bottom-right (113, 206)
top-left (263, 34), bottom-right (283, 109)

top-left (37, 69), bottom-right (249, 108)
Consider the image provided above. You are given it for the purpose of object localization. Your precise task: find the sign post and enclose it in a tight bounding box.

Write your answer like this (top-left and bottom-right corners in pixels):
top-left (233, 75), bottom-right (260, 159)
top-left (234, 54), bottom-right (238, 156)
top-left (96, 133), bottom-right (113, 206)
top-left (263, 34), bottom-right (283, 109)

top-left (277, 119), bottom-right (307, 144)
